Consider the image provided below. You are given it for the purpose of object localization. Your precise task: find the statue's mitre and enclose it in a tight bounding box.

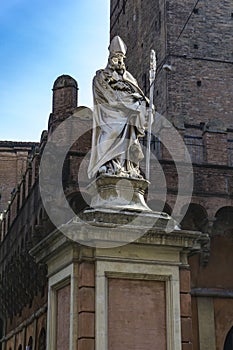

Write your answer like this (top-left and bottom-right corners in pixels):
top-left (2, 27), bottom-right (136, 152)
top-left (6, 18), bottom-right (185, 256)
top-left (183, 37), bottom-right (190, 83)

top-left (109, 36), bottom-right (127, 56)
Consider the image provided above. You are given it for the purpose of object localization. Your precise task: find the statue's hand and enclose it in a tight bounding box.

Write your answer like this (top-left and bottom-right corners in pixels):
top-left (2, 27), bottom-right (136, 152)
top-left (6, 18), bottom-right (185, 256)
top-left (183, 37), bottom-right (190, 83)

top-left (111, 81), bottom-right (128, 90)
top-left (132, 92), bottom-right (143, 100)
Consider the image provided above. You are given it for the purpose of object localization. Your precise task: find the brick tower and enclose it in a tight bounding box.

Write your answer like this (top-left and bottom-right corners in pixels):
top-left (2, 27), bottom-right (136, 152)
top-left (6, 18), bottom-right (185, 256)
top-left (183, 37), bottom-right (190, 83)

top-left (110, 0), bottom-right (233, 127)
top-left (48, 74), bottom-right (78, 133)
top-left (110, 2), bottom-right (233, 350)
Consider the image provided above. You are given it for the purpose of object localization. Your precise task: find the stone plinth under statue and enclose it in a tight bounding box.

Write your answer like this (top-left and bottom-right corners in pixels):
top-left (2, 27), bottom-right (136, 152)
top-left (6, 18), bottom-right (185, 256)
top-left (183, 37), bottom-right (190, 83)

top-left (31, 210), bottom-right (209, 350)
top-left (87, 174), bottom-right (151, 212)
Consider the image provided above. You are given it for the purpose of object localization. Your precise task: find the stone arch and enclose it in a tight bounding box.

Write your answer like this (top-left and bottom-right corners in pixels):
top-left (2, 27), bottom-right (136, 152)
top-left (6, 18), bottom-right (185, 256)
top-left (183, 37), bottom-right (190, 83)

top-left (27, 336), bottom-right (33, 350)
top-left (37, 327), bottom-right (46, 350)
top-left (180, 203), bottom-right (208, 232)
top-left (212, 206), bottom-right (233, 236)
top-left (224, 326), bottom-right (233, 349)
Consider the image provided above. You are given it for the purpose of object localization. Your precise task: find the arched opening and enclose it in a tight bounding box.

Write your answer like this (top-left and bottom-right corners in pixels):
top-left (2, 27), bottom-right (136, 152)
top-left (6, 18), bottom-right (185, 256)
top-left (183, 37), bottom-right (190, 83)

top-left (38, 328), bottom-right (46, 350)
top-left (224, 326), bottom-right (233, 349)
top-left (18, 345), bottom-right (22, 350)
top-left (212, 206), bottom-right (233, 236)
top-left (180, 203), bottom-right (208, 232)
top-left (27, 336), bottom-right (33, 350)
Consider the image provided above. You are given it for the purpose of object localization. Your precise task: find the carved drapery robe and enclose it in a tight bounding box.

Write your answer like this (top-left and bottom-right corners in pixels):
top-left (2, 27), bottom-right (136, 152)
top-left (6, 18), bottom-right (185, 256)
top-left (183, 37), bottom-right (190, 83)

top-left (88, 67), bottom-right (148, 179)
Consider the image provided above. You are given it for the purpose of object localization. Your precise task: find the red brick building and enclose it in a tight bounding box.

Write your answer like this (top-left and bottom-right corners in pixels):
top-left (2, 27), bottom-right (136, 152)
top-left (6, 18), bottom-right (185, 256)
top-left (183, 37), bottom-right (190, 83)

top-left (0, 75), bottom-right (93, 350)
top-left (0, 142), bottom-right (37, 213)
top-left (110, 0), bottom-right (233, 349)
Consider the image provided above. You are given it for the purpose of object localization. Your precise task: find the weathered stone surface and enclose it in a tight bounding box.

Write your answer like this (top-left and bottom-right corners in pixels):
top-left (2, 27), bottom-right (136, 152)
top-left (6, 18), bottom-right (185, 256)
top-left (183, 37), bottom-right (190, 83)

top-left (87, 175), bottom-right (151, 212)
top-left (78, 287), bottom-right (95, 312)
top-left (56, 284), bottom-right (71, 350)
top-left (78, 338), bottom-right (95, 350)
top-left (182, 343), bottom-right (193, 350)
top-left (78, 313), bottom-right (95, 338)
top-left (108, 278), bottom-right (166, 350)
top-left (79, 263), bottom-right (95, 288)
top-left (181, 317), bottom-right (193, 342)
top-left (180, 293), bottom-right (192, 317)
top-left (180, 269), bottom-right (191, 293)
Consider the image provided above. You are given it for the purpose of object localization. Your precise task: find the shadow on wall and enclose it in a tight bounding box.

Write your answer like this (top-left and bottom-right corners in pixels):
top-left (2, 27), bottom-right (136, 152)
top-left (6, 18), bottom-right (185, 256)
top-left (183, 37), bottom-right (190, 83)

top-left (147, 199), bottom-right (172, 215)
top-left (212, 206), bottom-right (233, 236)
top-left (180, 203), bottom-right (208, 232)
top-left (224, 326), bottom-right (233, 350)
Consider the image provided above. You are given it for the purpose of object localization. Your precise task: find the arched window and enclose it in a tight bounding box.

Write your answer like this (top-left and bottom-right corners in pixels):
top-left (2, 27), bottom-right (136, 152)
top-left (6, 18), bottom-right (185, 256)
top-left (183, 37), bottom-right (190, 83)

top-left (38, 328), bottom-right (46, 350)
top-left (18, 345), bottom-right (22, 350)
top-left (27, 336), bottom-right (33, 350)
top-left (212, 207), bottom-right (233, 236)
top-left (180, 203), bottom-right (208, 232)
top-left (224, 326), bottom-right (233, 349)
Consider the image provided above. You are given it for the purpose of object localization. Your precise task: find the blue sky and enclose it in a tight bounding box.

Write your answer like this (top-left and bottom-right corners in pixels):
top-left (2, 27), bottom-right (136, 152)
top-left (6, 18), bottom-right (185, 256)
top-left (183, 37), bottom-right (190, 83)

top-left (0, 0), bottom-right (110, 141)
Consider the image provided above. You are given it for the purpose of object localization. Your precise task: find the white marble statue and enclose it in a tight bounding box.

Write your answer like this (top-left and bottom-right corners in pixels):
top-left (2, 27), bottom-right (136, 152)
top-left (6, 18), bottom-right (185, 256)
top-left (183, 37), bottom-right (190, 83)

top-left (88, 36), bottom-right (150, 179)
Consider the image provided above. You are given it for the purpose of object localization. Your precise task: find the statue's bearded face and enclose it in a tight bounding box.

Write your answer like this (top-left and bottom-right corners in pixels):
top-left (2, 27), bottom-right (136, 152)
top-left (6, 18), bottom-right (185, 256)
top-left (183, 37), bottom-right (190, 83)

top-left (109, 53), bottom-right (126, 73)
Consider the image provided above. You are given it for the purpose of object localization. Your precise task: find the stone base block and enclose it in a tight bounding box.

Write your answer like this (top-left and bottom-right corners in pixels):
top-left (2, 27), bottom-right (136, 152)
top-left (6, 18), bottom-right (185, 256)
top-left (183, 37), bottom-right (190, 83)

top-left (87, 174), bottom-right (151, 212)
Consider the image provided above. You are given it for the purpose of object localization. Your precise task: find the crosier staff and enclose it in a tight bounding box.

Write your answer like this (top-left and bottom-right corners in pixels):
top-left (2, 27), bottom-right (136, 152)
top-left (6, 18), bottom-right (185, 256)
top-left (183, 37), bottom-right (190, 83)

top-left (146, 49), bottom-right (156, 181)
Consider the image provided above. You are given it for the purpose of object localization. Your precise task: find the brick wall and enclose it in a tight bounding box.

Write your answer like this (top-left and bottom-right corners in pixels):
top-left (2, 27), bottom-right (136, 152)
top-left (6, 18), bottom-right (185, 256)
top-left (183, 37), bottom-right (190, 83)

top-left (110, 4), bottom-right (233, 348)
top-left (78, 262), bottom-right (95, 350)
top-left (108, 278), bottom-right (166, 350)
top-left (0, 142), bottom-right (36, 213)
top-left (0, 75), bottom-right (92, 346)
top-left (111, 0), bottom-right (233, 126)
top-left (180, 268), bottom-right (193, 350)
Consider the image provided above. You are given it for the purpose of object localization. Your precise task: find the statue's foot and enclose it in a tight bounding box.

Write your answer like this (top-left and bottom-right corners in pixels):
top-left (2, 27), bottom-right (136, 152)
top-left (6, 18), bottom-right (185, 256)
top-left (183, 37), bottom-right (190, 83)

top-left (128, 168), bottom-right (144, 179)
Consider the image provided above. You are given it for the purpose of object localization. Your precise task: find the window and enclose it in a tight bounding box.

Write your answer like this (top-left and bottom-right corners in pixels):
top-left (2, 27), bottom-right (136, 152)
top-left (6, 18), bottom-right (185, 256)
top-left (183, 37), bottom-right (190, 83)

top-left (38, 328), bottom-right (46, 350)
top-left (27, 336), bottom-right (33, 350)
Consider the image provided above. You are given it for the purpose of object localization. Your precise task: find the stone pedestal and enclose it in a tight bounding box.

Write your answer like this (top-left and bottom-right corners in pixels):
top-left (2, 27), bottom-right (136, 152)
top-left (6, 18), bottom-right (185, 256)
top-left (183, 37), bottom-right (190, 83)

top-left (87, 175), bottom-right (151, 211)
top-left (31, 210), bottom-right (208, 350)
